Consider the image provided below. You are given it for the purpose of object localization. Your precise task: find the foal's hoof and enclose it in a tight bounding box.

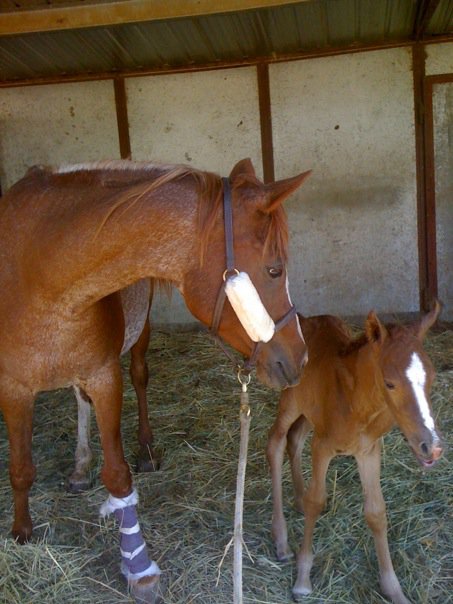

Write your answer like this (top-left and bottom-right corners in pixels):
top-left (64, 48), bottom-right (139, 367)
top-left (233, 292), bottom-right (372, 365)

top-left (292, 582), bottom-right (313, 601)
top-left (129, 574), bottom-right (162, 604)
top-left (136, 446), bottom-right (161, 473)
top-left (275, 545), bottom-right (294, 562)
top-left (67, 476), bottom-right (92, 493)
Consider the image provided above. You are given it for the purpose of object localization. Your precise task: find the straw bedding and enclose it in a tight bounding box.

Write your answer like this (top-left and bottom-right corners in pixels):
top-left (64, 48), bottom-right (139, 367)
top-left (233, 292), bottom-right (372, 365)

top-left (0, 324), bottom-right (451, 603)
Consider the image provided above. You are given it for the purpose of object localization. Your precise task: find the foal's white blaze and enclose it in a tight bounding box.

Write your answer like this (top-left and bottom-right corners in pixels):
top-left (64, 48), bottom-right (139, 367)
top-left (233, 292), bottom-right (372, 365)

top-left (286, 275), bottom-right (305, 344)
top-left (406, 352), bottom-right (438, 439)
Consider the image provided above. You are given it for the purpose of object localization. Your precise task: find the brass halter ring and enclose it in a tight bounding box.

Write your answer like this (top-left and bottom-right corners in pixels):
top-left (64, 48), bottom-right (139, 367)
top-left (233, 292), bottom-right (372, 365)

top-left (223, 268), bottom-right (240, 282)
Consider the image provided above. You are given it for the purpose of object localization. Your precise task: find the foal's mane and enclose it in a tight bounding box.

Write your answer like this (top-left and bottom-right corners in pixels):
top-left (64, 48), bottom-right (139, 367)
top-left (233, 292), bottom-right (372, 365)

top-left (339, 322), bottom-right (409, 357)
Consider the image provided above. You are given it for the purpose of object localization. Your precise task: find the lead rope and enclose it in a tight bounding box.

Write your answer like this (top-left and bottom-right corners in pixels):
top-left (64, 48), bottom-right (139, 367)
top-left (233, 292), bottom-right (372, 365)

top-left (233, 370), bottom-right (252, 604)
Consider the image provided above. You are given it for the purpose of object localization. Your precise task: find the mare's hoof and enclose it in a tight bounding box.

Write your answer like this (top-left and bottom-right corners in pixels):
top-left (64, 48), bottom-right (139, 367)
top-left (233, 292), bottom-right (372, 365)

top-left (130, 574), bottom-right (162, 604)
top-left (12, 526), bottom-right (32, 544)
top-left (67, 476), bottom-right (92, 493)
top-left (136, 447), bottom-right (161, 473)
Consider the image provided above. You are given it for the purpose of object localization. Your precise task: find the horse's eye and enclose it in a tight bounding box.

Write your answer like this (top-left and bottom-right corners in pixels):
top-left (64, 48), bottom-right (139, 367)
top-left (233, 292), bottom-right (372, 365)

top-left (267, 266), bottom-right (283, 278)
top-left (385, 380), bottom-right (395, 390)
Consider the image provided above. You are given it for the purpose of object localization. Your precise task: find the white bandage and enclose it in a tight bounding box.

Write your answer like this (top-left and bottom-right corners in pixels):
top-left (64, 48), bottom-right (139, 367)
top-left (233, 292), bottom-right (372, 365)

top-left (100, 488), bottom-right (138, 517)
top-left (225, 272), bottom-right (275, 343)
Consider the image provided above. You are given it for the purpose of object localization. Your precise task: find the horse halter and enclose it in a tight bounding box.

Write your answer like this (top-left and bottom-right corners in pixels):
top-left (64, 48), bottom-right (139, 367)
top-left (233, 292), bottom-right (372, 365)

top-left (209, 177), bottom-right (297, 375)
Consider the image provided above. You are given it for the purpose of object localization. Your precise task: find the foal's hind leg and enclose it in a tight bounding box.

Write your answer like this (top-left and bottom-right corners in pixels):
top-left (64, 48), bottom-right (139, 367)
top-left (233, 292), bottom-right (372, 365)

top-left (356, 444), bottom-right (411, 604)
top-left (130, 319), bottom-right (158, 472)
top-left (0, 379), bottom-right (36, 543)
top-left (293, 436), bottom-right (332, 599)
top-left (68, 387), bottom-right (93, 492)
top-left (286, 415), bottom-right (311, 512)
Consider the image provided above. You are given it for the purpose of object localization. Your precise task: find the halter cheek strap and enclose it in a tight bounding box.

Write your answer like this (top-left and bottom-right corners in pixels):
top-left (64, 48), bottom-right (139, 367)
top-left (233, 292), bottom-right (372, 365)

top-left (210, 177), bottom-right (297, 371)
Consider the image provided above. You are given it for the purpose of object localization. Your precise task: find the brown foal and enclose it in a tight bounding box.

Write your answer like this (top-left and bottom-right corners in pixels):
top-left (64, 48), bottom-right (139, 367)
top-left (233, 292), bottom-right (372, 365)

top-left (267, 303), bottom-right (442, 604)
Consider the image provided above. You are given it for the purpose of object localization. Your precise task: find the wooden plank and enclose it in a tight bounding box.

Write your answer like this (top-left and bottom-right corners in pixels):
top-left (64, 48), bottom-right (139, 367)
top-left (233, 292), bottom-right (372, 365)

top-left (113, 77), bottom-right (131, 160)
top-left (413, 43), bottom-right (439, 311)
top-left (0, 0), bottom-right (309, 35)
top-left (256, 63), bottom-right (274, 183)
top-left (413, 0), bottom-right (442, 40)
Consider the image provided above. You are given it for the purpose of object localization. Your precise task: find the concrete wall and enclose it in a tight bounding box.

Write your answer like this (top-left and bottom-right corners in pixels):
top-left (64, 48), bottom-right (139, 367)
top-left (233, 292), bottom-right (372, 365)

top-left (271, 48), bottom-right (418, 317)
top-left (0, 80), bottom-right (119, 190)
top-left (125, 67), bottom-right (262, 323)
top-left (426, 43), bottom-right (453, 321)
top-left (0, 44), bottom-right (451, 323)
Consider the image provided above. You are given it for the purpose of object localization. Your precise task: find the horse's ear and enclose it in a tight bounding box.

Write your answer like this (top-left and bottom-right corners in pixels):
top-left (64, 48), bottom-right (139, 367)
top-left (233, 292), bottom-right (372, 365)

top-left (414, 299), bottom-right (441, 341)
top-left (229, 158), bottom-right (256, 180)
top-left (264, 170), bottom-right (312, 213)
top-left (365, 311), bottom-right (387, 345)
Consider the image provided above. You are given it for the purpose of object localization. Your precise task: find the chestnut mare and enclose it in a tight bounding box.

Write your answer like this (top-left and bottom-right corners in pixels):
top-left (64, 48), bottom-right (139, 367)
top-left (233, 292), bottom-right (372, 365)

top-left (267, 304), bottom-right (442, 604)
top-left (0, 158), bottom-right (309, 601)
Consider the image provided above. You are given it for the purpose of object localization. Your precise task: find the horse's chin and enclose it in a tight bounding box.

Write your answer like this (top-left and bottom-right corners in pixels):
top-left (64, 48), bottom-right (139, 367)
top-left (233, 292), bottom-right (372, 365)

top-left (256, 364), bottom-right (301, 390)
top-left (416, 456), bottom-right (439, 469)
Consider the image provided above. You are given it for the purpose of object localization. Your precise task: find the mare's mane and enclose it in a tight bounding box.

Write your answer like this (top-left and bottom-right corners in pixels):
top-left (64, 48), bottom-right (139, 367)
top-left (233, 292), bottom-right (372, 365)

top-left (44, 160), bottom-right (288, 266)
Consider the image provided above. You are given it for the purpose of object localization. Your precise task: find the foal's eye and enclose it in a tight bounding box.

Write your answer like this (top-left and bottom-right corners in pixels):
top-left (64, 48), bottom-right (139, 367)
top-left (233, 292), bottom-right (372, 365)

top-left (384, 380), bottom-right (395, 390)
top-left (267, 266), bottom-right (283, 278)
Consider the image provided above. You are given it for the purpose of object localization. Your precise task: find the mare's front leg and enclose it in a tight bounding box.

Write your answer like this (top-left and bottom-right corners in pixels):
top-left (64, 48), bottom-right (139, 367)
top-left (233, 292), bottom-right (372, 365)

top-left (130, 319), bottom-right (158, 472)
top-left (293, 436), bottom-right (332, 600)
top-left (0, 379), bottom-right (36, 543)
top-left (82, 360), bottom-right (161, 603)
top-left (68, 387), bottom-right (93, 492)
top-left (356, 444), bottom-right (412, 604)
top-left (266, 389), bottom-right (305, 561)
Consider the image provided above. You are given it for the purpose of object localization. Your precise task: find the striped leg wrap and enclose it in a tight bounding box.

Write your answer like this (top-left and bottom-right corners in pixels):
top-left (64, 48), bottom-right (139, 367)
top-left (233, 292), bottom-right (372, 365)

top-left (100, 489), bottom-right (161, 581)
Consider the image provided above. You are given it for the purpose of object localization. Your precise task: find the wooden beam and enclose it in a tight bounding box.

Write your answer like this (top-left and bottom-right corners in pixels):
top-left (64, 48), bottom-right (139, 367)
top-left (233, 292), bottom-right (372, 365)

top-left (0, 0), bottom-right (310, 36)
top-left (413, 43), bottom-right (438, 312)
top-left (256, 63), bottom-right (275, 183)
top-left (413, 0), bottom-right (442, 40)
top-left (113, 77), bottom-right (131, 160)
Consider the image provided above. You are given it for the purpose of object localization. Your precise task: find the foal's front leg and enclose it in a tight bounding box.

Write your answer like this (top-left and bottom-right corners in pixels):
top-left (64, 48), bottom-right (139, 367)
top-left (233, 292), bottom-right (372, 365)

top-left (356, 444), bottom-right (412, 604)
top-left (267, 391), bottom-right (305, 561)
top-left (293, 437), bottom-right (332, 600)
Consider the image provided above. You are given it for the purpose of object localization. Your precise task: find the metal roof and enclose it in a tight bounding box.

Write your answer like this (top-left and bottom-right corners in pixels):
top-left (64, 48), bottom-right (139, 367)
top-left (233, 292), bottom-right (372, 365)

top-left (0, 0), bottom-right (452, 85)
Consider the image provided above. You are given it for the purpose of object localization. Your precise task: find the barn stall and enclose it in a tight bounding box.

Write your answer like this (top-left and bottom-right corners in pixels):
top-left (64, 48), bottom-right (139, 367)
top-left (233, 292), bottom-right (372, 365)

top-left (0, 1), bottom-right (452, 603)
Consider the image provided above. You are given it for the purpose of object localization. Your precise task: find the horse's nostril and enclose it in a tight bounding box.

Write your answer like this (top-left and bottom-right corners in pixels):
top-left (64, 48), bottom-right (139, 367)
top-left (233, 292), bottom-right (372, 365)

top-left (420, 441), bottom-right (430, 457)
top-left (301, 352), bottom-right (309, 369)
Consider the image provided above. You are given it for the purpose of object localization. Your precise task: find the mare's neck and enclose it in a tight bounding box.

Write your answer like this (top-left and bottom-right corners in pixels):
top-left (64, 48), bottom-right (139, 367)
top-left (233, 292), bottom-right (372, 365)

top-left (43, 180), bottom-right (202, 311)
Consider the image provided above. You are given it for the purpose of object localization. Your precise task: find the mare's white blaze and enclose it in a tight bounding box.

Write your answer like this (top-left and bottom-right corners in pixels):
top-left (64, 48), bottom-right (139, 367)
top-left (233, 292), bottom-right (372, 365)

top-left (406, 352), bottom-right (437, 439)
top-left (286, 275), bottom-right (305, 343)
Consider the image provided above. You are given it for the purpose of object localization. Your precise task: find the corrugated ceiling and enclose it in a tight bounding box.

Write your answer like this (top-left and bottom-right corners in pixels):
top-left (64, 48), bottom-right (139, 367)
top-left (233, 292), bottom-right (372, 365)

top-left (0, 0), bottom-right (452, 85)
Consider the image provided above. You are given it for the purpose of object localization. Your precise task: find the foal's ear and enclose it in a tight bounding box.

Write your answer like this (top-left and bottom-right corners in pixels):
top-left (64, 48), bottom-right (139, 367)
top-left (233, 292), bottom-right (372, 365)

top-left (365, 311), bottom-right (388, 345)
top-left (229, 158), bottom-right (256, 180)
top-left (414, 299), bottom-right (441, 341)
top-left (264, 170), bottom-right (312, 212)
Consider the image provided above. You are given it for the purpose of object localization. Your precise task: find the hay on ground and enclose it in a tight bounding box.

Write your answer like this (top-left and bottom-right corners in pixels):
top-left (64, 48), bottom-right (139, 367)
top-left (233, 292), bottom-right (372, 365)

top-left (0, 325), bottom-right (452, 603)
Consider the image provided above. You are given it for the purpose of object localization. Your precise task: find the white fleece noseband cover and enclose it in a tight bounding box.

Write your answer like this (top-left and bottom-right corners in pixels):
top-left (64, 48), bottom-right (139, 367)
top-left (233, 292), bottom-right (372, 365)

top-left (224, 271), bottom-right (275, 343)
